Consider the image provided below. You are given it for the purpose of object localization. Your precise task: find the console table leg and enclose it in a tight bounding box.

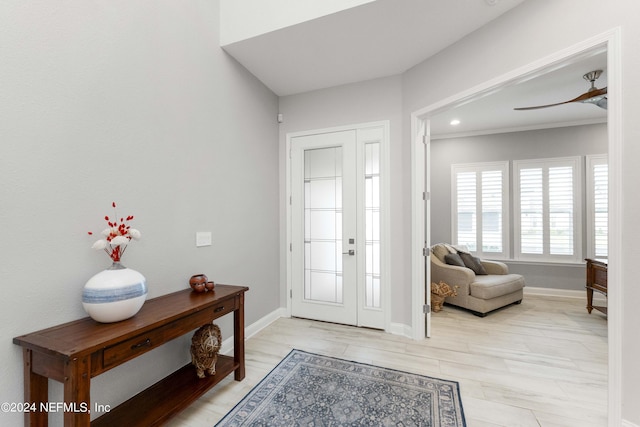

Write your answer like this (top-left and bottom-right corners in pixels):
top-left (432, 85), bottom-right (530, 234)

top-left (586, 286), bottom-right (594, 314)
top-left (23, 349), bottom-right (48, 427)
top-left (63, 356), bottom-right (91, 427)
top-left (234, 293), bottom-right (245, 381)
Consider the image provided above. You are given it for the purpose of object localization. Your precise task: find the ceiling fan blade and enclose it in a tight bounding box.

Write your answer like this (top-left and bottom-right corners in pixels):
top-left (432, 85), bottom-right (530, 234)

top-left (514, 100), bottom-right (573, 111)
top-left (514, 87), bottom-right (608, 111)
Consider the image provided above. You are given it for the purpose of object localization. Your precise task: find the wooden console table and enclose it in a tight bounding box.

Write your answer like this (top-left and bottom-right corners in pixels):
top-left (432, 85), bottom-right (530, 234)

top-left (13, 284), bottom-right (248, 426)
top-left (585, 258), bottom-right (607, 315)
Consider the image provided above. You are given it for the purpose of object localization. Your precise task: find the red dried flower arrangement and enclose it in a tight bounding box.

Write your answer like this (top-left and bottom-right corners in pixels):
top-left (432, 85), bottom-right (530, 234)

top-left (88, 202), bottom-right (141, 262)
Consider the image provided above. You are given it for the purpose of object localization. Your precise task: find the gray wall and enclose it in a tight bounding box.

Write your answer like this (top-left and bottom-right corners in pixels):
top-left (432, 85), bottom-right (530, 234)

top-left (430, 124), bottom-right (607, 290)
top-left (1, 1), bottom-right (279, 423)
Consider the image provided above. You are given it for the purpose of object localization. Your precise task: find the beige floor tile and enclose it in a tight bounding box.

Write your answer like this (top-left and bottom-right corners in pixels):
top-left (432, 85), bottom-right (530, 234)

top-left (166, 294), bottom-right (608, 426)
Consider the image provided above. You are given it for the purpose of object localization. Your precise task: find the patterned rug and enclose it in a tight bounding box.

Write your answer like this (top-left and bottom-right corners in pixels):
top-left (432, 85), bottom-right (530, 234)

top-left (216, 349), bottom-right (466, 426)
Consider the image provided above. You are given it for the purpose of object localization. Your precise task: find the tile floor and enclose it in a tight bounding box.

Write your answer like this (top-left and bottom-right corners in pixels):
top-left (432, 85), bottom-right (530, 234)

top-left (166, 294), bottom-right (608, 427)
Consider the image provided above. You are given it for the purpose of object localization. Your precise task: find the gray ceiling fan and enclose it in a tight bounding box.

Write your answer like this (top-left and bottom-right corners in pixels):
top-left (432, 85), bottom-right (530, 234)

top-left (514, 69), bottom-right (607, 111)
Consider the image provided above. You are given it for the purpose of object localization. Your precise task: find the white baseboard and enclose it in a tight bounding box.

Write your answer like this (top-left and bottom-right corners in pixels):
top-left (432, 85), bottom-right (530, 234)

top-left (388, 322), bottom-right (412, 338)
top-left (220, 307), bottom-right (414, 354)
top-left (220, 307), bottom-right (287, 355)
top-left (245, 307), bottom-right (288, 340)
top-left (622, 420), bottom-right (640, 427)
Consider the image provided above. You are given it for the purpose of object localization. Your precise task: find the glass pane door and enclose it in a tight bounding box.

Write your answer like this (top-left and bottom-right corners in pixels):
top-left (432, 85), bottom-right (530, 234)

top-left (304, 147), bottom-right (343, 303)
top-left (290, 125), bottom-right (386, 329)
top-left (291, 130), bottom-right (357, 326)
top-left (364, 142), bottom-right (380, 309)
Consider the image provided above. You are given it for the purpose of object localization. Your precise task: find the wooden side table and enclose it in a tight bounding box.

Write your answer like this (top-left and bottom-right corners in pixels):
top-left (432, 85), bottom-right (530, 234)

top-left (585, 258), bottom-right (607, 315)
top-left (13, 284), bottom-right (248, 426)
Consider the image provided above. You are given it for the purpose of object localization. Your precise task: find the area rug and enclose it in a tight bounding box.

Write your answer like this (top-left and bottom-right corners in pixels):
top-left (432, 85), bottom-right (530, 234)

top-left (215, 349), bottom-right (466, 426)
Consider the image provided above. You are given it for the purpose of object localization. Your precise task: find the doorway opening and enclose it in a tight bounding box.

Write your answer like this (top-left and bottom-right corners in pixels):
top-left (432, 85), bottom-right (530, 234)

top-left (410, 30), bottom-right (621, 426)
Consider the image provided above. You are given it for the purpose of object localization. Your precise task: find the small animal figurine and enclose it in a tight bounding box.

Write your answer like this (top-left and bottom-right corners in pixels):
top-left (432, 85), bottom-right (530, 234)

top-left (190, 323), bottom-right (222, 378)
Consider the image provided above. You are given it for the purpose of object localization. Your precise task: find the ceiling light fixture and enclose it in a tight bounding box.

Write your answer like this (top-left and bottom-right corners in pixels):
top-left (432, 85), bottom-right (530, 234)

top-left (450, 119), bottom-right (461, 126)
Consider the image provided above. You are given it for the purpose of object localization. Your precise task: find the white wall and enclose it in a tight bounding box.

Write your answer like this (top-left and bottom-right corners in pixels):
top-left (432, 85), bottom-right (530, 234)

top-left (403, 0), bottom-right (640, 424)
top-left (278, 75), bottom-right (408, 324)
top-left (0, 1), bottom-right (279, 424)
top-left (430, 124), bottom-right (608, 290)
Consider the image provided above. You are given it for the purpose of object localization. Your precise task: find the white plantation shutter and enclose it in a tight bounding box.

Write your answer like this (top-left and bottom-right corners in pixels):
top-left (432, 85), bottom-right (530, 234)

top-left (593, 164), bottom-right (608, 257)
top-left (456, 171), bottom-right (477, 251)
top-left (549, 166), bottom-right (574, 255)
top-left (481, 170), bottom-right (503, 253)
top-left (587, 155), bottom-right (608, 258)
top-left (452, 162), bottom-right (508, 258)
top-left (519, 168), bottom-right (543, 254)
top-left (514, 157), bottom-right (581, 262)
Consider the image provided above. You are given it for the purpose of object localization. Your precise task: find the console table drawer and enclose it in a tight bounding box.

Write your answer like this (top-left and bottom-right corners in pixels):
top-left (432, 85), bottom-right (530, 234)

top-left (104, 328), bottom-right (168, 368)
top-left (208, 299), bottom-right (236, 318)
top-left (103, 297), bottom-right (238, 369)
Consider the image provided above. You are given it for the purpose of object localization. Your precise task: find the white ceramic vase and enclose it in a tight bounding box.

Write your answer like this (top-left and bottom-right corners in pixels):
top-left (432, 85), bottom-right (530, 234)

top-left (82, 262), bottom-right (148, 323)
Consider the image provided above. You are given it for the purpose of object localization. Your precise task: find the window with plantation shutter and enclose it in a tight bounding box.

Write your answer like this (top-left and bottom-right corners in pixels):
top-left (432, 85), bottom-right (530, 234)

top-left (587, 155), bottom-right (608, 258)
top-left (452, 162), bottom-right (509, 258)
top-left (514, 157), bottom-right (582, 262)
top-left (456, 171), bottom-right (476, 251)
top-left (518, 167), bottom-right (543, 254)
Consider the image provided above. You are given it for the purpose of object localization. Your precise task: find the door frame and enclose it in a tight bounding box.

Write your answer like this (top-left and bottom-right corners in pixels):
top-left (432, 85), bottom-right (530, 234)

top-left (410, 118), bottom-right (428, 339)
top-left (410, 29), bottom-right (622, 426)
top-left (286, 120), bottom-right (391, 331)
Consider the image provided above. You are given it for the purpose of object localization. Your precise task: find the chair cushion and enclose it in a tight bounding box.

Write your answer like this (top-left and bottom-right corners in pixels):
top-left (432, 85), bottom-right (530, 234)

top-left (432, 244), bottom-right (451, 263)
top-left (460, 253), bottom-right (487, 275)
top-left (445, 253), bottom-right (466, 267)
top-left (470, 274), bottom-right (525, 299)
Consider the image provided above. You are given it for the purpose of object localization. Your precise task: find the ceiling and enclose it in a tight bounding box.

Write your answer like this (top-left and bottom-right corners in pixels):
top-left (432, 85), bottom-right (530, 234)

top-left (221, 0), bottom-right (607, 137)
top-left (429, 51), bottom-right (608, 138)
top-left (221, 0), bottom-right (526, 96)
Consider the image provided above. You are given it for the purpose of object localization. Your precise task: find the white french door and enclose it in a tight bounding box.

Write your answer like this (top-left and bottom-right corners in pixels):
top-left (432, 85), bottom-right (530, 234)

top-left (289, 124), bottom-right (387, 329)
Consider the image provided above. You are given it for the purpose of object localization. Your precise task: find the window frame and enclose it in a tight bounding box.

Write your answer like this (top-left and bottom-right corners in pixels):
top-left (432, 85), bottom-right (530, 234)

top-left (451, 161), bottom-right (510, 259)
top-left (513, 156), bottom-right (582, 263)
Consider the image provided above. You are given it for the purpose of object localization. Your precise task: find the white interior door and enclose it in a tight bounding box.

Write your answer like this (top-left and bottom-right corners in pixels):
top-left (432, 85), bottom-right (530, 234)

top-left (290, 125), bottom-right (386, 328)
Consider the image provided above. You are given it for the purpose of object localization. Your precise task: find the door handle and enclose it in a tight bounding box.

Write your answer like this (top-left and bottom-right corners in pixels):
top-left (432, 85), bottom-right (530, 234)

top-left (342, 249), bottom-right (355, 256)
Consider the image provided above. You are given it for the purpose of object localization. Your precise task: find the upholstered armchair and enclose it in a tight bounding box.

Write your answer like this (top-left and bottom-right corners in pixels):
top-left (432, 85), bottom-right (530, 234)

top-left (430, 243), bottom-right (525, 316)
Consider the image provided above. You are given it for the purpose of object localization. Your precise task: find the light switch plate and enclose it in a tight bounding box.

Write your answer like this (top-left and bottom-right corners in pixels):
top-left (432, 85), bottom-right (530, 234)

top-left (195, 231), bottom-right (212, 247)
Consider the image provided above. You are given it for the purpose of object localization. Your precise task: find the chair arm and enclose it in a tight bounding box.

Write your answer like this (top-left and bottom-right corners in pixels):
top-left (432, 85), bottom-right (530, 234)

top-left (481, 260), bottom-right (509, 275)
top-left (431, 258), bottom-right (474, 295)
